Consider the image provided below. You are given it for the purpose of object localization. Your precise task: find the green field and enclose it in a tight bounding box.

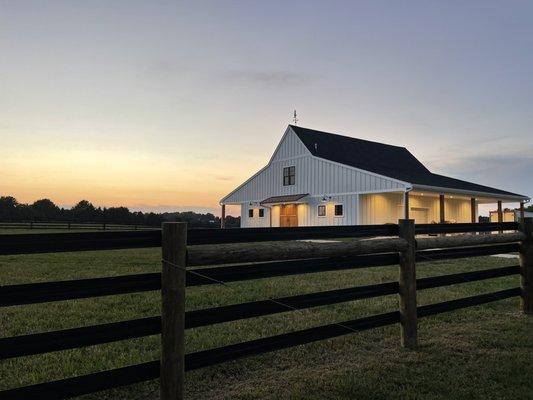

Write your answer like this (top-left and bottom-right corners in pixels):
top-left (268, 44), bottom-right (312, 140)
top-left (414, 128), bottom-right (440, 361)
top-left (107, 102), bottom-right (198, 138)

top-left (1, 238), bottom-right (532, 399)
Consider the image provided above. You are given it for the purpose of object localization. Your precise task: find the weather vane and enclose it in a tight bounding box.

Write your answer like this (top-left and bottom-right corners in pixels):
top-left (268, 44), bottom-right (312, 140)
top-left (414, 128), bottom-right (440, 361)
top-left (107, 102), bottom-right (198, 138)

top-left (293, 109), bottom-right (298, 125)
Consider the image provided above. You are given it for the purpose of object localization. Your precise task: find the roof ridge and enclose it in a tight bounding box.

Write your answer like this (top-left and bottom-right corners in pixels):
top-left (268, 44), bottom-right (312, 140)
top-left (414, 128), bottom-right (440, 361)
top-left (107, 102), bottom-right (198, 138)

top-left (288, 124), bottom-right (407, 150)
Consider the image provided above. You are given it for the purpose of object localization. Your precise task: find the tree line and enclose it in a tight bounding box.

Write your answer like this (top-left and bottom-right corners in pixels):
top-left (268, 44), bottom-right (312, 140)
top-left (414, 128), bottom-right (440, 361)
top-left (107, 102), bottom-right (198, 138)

top-left (0, 196), bottom-right (240, 228)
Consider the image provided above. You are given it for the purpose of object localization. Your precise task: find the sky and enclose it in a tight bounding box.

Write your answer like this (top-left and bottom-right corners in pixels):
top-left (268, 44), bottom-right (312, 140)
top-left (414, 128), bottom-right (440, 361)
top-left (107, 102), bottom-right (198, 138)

top-left (1, 0), bottom-right (532, 216)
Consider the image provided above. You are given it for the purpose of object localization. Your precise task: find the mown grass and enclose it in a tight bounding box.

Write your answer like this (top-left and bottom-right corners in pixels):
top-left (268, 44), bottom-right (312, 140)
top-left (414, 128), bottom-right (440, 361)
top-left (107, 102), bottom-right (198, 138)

top-left (1, 239), bottom-right (531, 399)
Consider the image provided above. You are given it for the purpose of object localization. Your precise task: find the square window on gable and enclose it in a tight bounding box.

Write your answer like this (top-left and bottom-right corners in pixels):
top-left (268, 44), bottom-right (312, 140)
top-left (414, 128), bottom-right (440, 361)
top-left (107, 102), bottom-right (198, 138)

top-left (283, 166), bottom-right (295, 186)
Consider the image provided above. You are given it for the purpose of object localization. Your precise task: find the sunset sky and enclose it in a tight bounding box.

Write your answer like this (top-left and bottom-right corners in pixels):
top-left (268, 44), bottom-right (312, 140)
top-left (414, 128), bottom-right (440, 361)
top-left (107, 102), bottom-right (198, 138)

top-left (1, 1), bottom-right (532, 216)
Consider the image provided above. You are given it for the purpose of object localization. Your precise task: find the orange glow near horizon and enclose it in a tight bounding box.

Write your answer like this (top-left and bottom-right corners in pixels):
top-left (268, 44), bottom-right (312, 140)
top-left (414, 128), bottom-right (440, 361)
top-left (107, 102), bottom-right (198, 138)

top-left (0, 147), bottom-right (254, 216)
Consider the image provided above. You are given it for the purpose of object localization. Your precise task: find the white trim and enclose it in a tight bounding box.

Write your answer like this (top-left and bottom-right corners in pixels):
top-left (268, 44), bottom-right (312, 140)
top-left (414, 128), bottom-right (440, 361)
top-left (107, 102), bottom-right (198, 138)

top-left (270, 153), bottom-right (309, 164)
top-left (356, 193), bottom-right (360, 225)
top-left (225, 189), bottom-right (407, 205)
top-left (308, 187), bottom-right (409, 198)
top-left (224, 188), bottom-right (410, 205)
top-left (412, 184), bottom-right (529, 202)
top-left (357, 187), bottom-right (412, 194)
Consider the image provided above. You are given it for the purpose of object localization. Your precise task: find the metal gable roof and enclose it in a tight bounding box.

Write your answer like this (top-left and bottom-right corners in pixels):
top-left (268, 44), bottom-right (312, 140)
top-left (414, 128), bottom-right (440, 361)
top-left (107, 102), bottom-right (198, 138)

top-left (290, 125), bottom-right (527, 199)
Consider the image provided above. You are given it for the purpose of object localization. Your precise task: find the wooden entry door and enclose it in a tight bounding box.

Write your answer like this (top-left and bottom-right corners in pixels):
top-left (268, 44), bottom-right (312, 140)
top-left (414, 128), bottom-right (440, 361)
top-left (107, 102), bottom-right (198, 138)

top-left (280, 204), bottom-right (298, 227)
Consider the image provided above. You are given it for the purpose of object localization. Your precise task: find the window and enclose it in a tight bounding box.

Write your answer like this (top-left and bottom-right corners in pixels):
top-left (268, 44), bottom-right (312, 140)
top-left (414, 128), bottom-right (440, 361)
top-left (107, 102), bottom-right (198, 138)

top-left (334, 204), bottom-right (343, 216)
top-left (317, 205), bottom-right (326, 217)
top-left (259, 209), bottom-right (265, 218)
top-left (283, 166), bottom-right (295, 186)
top-left (248, 209), bottom-right (254, 218)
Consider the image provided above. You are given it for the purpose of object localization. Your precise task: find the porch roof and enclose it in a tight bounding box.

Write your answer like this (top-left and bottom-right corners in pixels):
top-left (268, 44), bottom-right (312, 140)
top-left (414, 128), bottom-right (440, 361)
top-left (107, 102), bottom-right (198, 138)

top-left (260, 193), bottom-right (309, 205)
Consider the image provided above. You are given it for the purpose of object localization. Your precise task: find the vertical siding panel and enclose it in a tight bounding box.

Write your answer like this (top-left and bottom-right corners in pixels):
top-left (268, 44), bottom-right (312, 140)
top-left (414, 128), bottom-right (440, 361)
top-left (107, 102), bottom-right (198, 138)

top-left (224, 157), bottom-right (407, 204)
top-left (228, 135), bottom-right (412, 227)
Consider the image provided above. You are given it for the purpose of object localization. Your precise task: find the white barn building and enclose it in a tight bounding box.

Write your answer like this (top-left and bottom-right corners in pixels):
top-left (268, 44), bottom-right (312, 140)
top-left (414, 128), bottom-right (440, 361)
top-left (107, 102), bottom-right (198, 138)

top-left (220, 126), bottom-right (529, 228)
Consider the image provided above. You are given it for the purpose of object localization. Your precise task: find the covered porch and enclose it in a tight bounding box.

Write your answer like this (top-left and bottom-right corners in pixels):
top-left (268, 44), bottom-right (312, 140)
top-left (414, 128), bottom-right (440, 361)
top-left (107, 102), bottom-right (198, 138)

top-left (359, 189), bottom-right (528, 225)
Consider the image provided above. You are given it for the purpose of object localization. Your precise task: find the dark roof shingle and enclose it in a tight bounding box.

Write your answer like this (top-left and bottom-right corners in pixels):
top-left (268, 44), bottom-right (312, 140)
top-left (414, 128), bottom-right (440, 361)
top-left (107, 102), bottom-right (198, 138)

top-left (290, 125), bottom-right (526, 199)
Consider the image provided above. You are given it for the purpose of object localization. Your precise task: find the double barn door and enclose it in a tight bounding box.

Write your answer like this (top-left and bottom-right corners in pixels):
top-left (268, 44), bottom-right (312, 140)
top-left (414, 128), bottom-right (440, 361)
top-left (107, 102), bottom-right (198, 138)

top-left (279, 204), bottom-right (298, 227)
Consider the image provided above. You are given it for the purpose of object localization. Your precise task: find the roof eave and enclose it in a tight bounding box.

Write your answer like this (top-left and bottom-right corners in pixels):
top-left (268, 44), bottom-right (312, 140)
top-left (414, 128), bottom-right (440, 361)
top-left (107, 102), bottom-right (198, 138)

top-left (411, 184), bottom-right (530, 202)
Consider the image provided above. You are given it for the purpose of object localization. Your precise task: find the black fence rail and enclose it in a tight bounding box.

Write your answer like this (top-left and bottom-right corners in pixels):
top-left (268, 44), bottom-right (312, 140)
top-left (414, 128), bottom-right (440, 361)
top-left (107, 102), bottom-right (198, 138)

top-left (415, 221), bottom-right (518, 234)
top-left (0, 219), bottom-right (531, 400)
top-left (0, 221), bottom-right (157, 231)
top-left (0, 221), bottom-right (520, 255)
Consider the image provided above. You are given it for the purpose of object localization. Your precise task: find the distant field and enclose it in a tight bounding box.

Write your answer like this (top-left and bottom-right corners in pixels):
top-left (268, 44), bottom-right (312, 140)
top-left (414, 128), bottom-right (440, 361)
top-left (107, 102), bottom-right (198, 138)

top-left (0, 223), bottom-right (158, 235)
top-left (1, 246), bottom-right (532, 399)
top-left (0, 227), bottom-right (158, 235)
top-left (0, 228), bottom-right (94, 234)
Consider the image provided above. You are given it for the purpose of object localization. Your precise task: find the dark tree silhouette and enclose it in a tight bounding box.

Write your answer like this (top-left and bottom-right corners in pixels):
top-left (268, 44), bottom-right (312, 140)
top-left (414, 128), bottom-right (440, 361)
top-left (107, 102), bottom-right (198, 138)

top-left (32, 199), bottom-right (62, 221)
top-left (0, 197), bottom-right (19, 221)
top-left (0, 196), bottom-right (240, 228)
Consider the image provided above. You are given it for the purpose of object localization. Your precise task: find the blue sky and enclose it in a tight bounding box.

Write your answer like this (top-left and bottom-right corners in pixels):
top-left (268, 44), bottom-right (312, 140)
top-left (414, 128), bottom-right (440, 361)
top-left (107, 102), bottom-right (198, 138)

top-left (1, 0), bottom-right (532, 214)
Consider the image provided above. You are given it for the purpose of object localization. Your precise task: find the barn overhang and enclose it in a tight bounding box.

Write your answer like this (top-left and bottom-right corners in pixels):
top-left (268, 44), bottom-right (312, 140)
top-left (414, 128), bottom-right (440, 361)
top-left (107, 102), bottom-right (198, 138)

top-left (411, 184), bottom-right (530, 203)
top-left (260, 193), bottom-right (309, 206)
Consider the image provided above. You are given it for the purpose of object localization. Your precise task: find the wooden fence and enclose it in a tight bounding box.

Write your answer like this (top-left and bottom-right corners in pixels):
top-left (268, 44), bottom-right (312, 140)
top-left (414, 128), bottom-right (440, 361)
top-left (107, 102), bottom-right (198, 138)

top-left (0, 221), bottom-right (157, 231)
top-left (0, 220), bottom-right (531, 400)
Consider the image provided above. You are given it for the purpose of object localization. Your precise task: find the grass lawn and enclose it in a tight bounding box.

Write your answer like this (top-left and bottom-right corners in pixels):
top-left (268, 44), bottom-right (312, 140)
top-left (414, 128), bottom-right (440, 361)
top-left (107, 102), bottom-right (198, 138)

top-left (1, 238), bottom-right (532, 399)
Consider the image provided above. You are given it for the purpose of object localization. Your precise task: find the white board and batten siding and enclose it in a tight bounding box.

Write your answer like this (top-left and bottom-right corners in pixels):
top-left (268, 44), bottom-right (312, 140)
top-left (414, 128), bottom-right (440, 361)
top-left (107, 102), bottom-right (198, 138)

top-left (241, 194), bottom-right (360, 228)
top-left (222, 128), bottom-right (407, 204)
top-left (222, 128), bottom-right (408, 227)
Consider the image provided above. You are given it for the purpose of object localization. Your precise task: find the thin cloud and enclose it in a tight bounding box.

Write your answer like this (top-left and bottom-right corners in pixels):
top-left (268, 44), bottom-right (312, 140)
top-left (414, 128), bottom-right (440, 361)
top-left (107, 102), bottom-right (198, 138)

top-left (211, 175), bottom-right (234, 181)
top-left (427, 152), bottom-right (533, 198)
top-left (222, 69), bottom-right (313, 87)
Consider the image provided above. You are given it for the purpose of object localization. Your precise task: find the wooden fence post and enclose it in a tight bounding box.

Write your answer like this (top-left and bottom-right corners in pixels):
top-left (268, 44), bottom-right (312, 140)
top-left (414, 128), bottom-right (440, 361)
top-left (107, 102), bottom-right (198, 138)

top-left (519, 218), bottom-right (533, 314)
top-left (398, 219), bottom-right (418, 348)
top-left (161, 222), bottom-right (187, 400)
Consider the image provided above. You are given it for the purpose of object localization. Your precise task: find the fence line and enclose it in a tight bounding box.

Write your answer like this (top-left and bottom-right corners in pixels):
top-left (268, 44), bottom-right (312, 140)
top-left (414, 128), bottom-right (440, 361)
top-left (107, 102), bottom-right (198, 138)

top-left (0, 289), bottom-right (522, 400)
top-left (0, 221), bottom-right (157, 231)
top-left (1, 264), bottom-right (520, 361)
top-left (0, 219), bottom-right (530, 400)
top-left (0, 243), bottom-right (521, 308)
top-left (0, 221), bottom-right (519, 256)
